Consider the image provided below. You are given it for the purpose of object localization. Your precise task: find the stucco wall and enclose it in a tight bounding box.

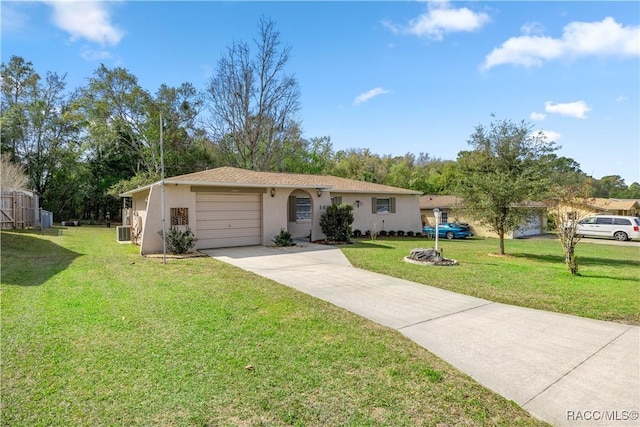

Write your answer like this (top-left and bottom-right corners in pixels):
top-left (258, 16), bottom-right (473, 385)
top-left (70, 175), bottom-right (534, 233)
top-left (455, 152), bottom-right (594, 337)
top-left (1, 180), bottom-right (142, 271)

top-left (139, 183), bottom-right (197, 255)
top-left (262, 188), bottom-right (289, 243)
top-left (336, 193), bottom-right (422, 235)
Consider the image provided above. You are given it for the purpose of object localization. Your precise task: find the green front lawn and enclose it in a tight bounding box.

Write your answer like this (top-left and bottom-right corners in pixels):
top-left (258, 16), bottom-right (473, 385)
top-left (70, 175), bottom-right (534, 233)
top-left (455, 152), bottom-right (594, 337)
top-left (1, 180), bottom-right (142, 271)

top-left (342, 237), bottom-right (640, 325)
top-left (1, 227), bottom-right (545, 426)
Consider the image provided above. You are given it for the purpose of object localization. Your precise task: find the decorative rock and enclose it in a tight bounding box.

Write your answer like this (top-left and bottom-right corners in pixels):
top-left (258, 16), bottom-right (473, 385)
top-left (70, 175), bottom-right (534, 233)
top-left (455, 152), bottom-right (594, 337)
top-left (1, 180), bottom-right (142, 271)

top-left (408, 248), bottom-right (443, 263)
top-left (405, 247), bottom-right (458, 266)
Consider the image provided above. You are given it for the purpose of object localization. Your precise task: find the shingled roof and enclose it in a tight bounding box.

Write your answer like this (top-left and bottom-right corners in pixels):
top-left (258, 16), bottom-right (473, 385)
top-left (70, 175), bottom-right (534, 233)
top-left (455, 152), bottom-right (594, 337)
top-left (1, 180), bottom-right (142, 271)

top-left (584, 198), bottom-right (640, 211)
top-left (127, 167), bottom-right (421, 195)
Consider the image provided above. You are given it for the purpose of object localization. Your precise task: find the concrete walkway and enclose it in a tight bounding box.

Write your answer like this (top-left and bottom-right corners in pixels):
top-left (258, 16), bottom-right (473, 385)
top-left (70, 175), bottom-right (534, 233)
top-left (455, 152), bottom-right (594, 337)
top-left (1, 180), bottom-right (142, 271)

top-left (203, 243), bottom-right (640, 427)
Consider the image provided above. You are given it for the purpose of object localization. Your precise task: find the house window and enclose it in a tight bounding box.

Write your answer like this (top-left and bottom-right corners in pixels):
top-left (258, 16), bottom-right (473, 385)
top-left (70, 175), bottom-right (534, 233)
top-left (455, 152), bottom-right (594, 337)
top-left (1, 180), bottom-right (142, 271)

top-left (331, 196), bottom-right (342, 205)
top-left (371, 197), bottom-right (396, 214)
top-left (439, 211), bottom-right (448, 224)
top-left (170, 207), bottom-right (189, 225)
top-left (296, 197), bottom-right (312, 221)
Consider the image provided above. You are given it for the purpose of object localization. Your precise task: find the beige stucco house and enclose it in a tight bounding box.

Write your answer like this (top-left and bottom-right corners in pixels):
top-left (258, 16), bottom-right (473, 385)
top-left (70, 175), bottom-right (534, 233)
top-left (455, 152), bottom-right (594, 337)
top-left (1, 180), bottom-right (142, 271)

top-left (419, 195), bottom-right (547, 239)
top-left (569, 198), bottom-right (640, 217)
top-left (121, 167), bottom-right (422, 254)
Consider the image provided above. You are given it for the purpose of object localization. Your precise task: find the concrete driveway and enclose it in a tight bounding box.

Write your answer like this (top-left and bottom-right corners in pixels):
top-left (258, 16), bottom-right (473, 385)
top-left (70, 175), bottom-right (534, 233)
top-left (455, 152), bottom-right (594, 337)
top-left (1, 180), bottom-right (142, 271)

top-left (203, 243), bottom-right (640, 427)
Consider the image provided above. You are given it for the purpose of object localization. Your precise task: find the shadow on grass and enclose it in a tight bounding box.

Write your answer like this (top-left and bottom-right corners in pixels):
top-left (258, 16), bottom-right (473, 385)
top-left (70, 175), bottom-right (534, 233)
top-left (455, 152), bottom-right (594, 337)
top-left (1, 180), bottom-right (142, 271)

top-left (0, 229), bottom-right (81, 286)
top-left (350, 240), bottom-right (396, 249)
top-left (510, 252), bottom-right (640, 269)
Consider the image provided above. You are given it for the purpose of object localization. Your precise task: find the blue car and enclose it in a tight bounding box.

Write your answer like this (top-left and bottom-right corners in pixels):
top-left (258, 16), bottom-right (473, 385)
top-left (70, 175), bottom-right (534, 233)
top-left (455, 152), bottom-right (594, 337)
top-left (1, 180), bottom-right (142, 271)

top-left (422, 223), bottom-right (472, 239)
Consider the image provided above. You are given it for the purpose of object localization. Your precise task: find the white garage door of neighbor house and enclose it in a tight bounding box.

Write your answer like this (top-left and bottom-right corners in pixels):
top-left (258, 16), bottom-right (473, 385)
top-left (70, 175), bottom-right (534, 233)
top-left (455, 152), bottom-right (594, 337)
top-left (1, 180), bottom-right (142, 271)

top-left (515, 215), bottom-right (541, 238)
top-left (196, 193), bottom-right (262, 249)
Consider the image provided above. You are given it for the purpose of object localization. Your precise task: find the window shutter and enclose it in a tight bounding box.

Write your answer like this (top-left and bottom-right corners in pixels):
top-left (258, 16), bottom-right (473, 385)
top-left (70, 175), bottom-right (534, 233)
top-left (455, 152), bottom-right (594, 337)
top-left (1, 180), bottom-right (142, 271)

top-left (288, 196), bottom-right (296, 222)
top-left (371, 197), bottom-right (377, 214)
top-left (390, 197), bottom-right (396, 213)
top-left (335, 196), bottom-right (342, 205)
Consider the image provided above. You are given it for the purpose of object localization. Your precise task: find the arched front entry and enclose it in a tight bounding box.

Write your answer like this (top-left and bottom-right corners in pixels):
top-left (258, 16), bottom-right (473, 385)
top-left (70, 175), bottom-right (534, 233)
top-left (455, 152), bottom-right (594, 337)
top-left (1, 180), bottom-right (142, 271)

top-left (286, 189), bottom-right (315, 241)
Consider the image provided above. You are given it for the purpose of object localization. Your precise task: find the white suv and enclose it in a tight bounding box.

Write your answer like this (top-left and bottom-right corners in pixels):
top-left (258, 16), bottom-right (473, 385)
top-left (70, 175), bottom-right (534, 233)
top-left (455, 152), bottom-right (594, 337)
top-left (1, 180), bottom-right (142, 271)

top-left (576, 215), bottom-right (640, 241)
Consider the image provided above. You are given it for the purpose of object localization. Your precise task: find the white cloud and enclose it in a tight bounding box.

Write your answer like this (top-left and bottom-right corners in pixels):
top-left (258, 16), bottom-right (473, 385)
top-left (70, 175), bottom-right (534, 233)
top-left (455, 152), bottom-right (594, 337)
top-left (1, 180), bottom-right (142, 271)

top-left (483, 17), bottom-right (639, 69)
top-left (354, 87), bottom-right (390, 106)
top-left (538, 130), bottom-right (561, 142)
top-left (530, 112), bottom-right (546, 121)
top-left (615, 95), bottom-right (627, 102)
top-left (384, 1), bottom-right (490, 41)
top-left (80, 46), bottom-right (113, 62)
top-left (45, 0), bottom-right (123, 46)
top-left (545, 101), bottom-right (591, 119)
top-left (1, 3), bottom-right (29, 33)
top-left (521, 22), bottom-right (545, 36)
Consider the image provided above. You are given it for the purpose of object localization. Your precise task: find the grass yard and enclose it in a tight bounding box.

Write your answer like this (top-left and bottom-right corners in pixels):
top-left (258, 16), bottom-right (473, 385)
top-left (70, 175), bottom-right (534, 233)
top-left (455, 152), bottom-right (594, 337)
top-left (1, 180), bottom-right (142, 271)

top-left (1, 227), bottom-right (546, 426)
top-left (342, 237), bottom-right (640, 325)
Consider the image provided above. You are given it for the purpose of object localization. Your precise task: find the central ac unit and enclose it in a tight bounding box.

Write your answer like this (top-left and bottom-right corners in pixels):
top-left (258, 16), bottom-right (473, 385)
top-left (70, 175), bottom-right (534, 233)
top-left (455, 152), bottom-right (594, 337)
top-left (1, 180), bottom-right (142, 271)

top-left (117, 225), bottom-right (131, 241)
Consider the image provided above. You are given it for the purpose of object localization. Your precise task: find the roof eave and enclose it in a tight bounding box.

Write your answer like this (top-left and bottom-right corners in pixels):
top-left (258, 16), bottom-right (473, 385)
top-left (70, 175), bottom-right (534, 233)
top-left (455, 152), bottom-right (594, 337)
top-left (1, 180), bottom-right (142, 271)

top-left (164, 179), bottom-right (333, 190)
top-left (120, 182), bottom-right (158, 197)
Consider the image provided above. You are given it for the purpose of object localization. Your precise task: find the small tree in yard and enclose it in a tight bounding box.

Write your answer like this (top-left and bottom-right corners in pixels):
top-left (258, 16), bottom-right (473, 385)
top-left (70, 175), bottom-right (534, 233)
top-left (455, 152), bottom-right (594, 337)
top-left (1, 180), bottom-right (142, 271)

top-left (548, 181), bottom-right (594, 275)
top-left (456, 117), bottom-right (557, 255)
top-left (320, 203), bottom-right (354, 242)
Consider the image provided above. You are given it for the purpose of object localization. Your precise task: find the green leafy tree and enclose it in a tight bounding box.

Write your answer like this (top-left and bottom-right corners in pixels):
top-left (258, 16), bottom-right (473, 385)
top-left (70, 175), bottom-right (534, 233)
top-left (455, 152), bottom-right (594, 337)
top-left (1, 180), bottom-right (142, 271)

top-left (624, 182), bottom-right (640, 199)
top-left (594, 175), bottom-right (629, 198)
top-left (319, 203), bottom-right (354, 242)
top-left (0, 56), bottom-right (39, 161)
top-left (1, 56), bottom-right (83, 217)
top-left (78, 65), bottom-right (157, 175)
top-left (456, 117), bottom-right (558, 255)
top-left (277, 135), bottom-right (334, 174)
top-left (330, 148), bottom-right (388, 183)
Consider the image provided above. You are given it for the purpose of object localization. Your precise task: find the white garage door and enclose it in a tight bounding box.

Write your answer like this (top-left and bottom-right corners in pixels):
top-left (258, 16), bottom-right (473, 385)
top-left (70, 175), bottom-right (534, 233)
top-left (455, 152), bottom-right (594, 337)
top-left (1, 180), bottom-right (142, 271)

top-left (515, 215), bottom-right (541, 238)
top-left (196, 193), bottom-right (262, 249)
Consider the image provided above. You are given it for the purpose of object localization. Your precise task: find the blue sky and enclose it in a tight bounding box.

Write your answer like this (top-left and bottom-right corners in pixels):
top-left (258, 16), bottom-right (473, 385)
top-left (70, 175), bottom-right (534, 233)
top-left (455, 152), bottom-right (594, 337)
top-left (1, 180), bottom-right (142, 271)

top-left (2, 1), bottom-right (639, 184)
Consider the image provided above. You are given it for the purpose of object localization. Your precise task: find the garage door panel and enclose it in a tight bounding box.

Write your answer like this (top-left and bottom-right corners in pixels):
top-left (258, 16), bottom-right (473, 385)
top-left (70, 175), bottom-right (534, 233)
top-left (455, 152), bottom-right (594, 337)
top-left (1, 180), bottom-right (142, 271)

top-left (195, 193), bottom-right (262, 249)
top-left (198, 227), bottom-right (262, 240)
top-left (197, 235), bottom-right (261, 249)
top-left (197, 219), bottom-right (261, 232)
top-left (516, 216), bottom-right (541, 237)
top-left (197, 210), bottom-right (261, 221)
top-left (196, 193), bottom-right (260, 203)
top-left (196, 201), bottom-right (261, 212)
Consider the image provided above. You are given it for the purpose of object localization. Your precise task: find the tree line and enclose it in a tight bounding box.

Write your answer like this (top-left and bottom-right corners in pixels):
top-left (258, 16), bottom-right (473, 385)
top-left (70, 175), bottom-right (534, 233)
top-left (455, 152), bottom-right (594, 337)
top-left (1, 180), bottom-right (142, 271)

top-left (2, 19), bottom-right (638, 224)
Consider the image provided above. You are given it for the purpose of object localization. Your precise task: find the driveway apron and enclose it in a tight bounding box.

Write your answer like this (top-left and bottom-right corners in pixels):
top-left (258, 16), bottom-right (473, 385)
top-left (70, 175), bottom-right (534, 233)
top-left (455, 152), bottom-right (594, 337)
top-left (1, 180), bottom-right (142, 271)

top-left (203, 243), bottom-right (640, 427)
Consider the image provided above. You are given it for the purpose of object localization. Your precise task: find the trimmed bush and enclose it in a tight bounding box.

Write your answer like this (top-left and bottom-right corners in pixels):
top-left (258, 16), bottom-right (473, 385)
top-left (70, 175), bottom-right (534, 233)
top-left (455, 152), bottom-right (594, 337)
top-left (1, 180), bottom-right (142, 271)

top-left (320, 203), bottom-right (354, 242)
top-left (379, 230), bottom-right (388, 237)
top-left (397, 230), bottom-right (405, 237)
top-left (158, 226), bottom-right (197, 254)
top-left (273, 228), bottom-right (294, 247)
top-left (388, 230), bottom-right (396, 237)
top-left (352, 229), bottom-right (363, 238)
top-left (407, 231), bottom-right (415, 237)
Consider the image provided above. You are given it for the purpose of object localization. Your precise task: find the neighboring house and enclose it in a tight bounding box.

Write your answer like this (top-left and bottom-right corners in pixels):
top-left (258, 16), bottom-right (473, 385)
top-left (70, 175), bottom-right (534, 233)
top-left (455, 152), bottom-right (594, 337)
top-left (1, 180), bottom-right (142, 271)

top-left (577, 198), bottom-right (640, 217)
top-left (419, 195), bottom-right (547, 239)
top-left (121, 167), bottom-right (422, 254)
top-left (551, 198), bottom-right (640, 225)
